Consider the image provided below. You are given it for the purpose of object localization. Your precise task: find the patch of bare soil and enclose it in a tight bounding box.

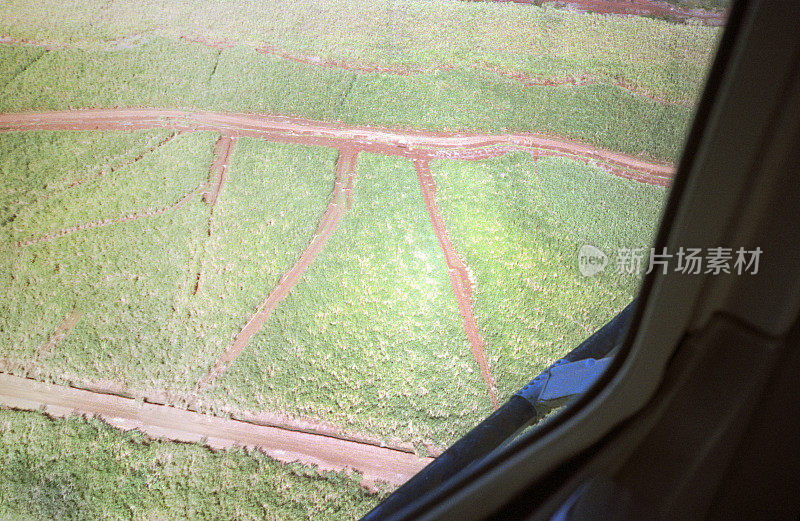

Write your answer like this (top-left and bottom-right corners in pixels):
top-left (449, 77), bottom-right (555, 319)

top-left (37, 309), bottom-right (82, 358)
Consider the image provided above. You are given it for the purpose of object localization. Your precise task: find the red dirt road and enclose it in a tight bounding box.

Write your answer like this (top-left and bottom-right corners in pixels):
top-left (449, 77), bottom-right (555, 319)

top-left (0, 109), bottom-right (675, 186)
top-left (468, 0), bottom-right (726, 25)
top-left (0, 373), bottom-right (431, 488)
top-left (204, 135), bottom-right (236, 206)
top-left (415, 159), bottom-right (499, 409)
top-left (199, 149), bottom-right (360, 387)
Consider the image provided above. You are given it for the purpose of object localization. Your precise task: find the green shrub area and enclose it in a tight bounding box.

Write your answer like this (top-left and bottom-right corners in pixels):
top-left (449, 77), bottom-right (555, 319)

top-left (0, 0), bottom-right (719, 102)
top-left (0, 134), bottom-right (335, 393)
top-left (1, 130), bottom-right (212, 244)
top-left (0, 40), bottom-right (693, 161)
top-left (209, 153), bottom-right (492, 449)
top-left (431, 154), bottom-right (667, 399)
top-left (0, 408), bottom-right (381, 520)
top-left (191, 140), bottom-right (338, 378)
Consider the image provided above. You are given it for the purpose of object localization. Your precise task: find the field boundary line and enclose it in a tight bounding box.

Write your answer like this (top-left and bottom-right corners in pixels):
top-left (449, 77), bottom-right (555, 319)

top-left (414, 158), bottom-right (499, 409)
top-left (15, 181), bottom-right (208, 247)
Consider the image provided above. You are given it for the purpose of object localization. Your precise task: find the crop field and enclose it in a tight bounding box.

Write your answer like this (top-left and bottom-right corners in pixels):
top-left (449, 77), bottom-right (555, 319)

top-left (0, 133), bottom-right (339, 394)
top-left (0, 38), bottom-right (694, 161)
top-left (431, 154), bottom-right (667, 397)
top-left (209, 153), bottom-right (493, 448)
top-left (0, 0), bottom-right (723, 517)
top-left (0, 407), bottom-right (380, 520)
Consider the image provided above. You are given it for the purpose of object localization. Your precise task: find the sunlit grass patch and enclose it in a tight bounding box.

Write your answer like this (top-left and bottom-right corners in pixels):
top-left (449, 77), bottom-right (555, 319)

top-left (0, 408), bottom-right (382, 520)
top-left (210, 153), bottom-right (492, 448)
top-left (431, 153), bottom-right (667, 399)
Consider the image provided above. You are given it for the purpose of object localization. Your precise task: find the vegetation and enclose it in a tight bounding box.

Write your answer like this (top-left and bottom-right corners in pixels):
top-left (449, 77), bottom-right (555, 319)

top-left (431, 153), bottom-right (667, 398)
top-left (210, 153), bottom-right (493, 448)
top-left (1, 39), bottom-right (693, 161)
top-left (0, 134), bottom-right (335, 395)
top-left (0, 0), bottom-right (720, 99)
top-left (0, 407), bottom-right (382, 520)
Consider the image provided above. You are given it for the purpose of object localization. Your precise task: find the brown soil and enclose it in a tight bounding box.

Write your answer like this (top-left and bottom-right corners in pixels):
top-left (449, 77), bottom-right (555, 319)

top-left (414, 159), bottom-right (499, 409)
top-left (196, 136), bottom-right (237, 295)
top-left (0, 109), bottom-right (675, 186)
top-left (198, 148), bottom-right (360, 387)
top-left (467, 0), bottom-right (726, 25)
top-left (0, 372), bottom-right (431, 488)
top-left (38, 309), bottom-right (82, 358)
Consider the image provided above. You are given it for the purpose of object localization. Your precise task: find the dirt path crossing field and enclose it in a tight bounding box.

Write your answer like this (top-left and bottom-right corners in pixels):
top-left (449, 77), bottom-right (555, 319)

top-left (0, 373), bottom-right (431, 488)
top-left (198, 148), bottom-right (360, 387)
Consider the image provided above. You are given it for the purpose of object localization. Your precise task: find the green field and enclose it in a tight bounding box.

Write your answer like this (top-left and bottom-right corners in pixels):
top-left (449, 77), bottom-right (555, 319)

top-left (432, 154), bottom-right (667, 397)
top-left (209, 153), bottom-right (492, 448)
top-left (1, 135), bottom-right (666, 448)
top-left (0, 133), bottom-right (337, 393)
top-left (0, 408), bottom-right (381, 520)
top-left (0, 0), bottom-right (719, 98)
top-left (0, 38), bottom-right (693, 161)
top-left (0, 0), bottom-right (715, 516)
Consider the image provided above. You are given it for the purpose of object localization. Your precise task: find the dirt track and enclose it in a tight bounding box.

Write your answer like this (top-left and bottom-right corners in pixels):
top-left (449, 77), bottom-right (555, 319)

top-left (414, 159), bottom-right (499, 409)
top-left (0, 373), bottom-right (431, 488)
top-left (0, 109), bottom-right (674, 186)
top-left (199, 148), bottom-right (360, 387)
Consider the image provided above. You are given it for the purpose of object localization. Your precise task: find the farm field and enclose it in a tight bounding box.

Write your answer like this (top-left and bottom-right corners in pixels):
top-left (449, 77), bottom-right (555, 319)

top-left (0, 407), bottom-right (380, 520)
top-left (0, 38), bottom-right (693, 161)
top-left (431, 154), bottom-right (666, 397)
top-left (0, 0), bottom-right (723, 518)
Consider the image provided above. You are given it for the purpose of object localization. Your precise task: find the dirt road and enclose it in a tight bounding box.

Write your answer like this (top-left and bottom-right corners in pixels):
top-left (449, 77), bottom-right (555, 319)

top-left (0, 109), bottom-right (674, 186)
top-left (414, 159), bottom-right (499, 409)
top-left (0, 373), bottom-right (431, 488)
top-left (199, 148), bottom-right (360, 387)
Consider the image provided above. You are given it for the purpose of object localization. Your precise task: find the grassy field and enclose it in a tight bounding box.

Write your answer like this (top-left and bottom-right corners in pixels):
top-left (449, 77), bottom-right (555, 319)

top-left (0, 0), bottom-right (719, 101)
top-left (0, 133), bottom-right (336, 394)
top-left (0, 407), bottom-right (382, 520)
top-left (0, 39), bottom-right (693, 161)
top-left (209, 153), bottom-right (492, 449)
top-left (431, 153), bottom-right (667, 397)
top-left (0, 0), bottom-right (707, 511)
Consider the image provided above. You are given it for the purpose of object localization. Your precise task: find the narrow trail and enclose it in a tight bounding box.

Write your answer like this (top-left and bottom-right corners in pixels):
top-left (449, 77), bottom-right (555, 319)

top-left (179, 35), bottom-right (685, 106)
top-left (204, 135), bottom-right (236, 207)
top-left (414, 159), bottom-right (499, 410)
top-left (15, 182), bottom-right (208, 247)
top-left (477, 64), bottom-right (691, 106)
top-left (195, 135), bottom-right (237, 295)
top-left (37, 309), bottom-right (82, 358)
top-left (199, 149), bottom-right (360, 387)
top-left (0, 373), bottom-right (431, 488)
